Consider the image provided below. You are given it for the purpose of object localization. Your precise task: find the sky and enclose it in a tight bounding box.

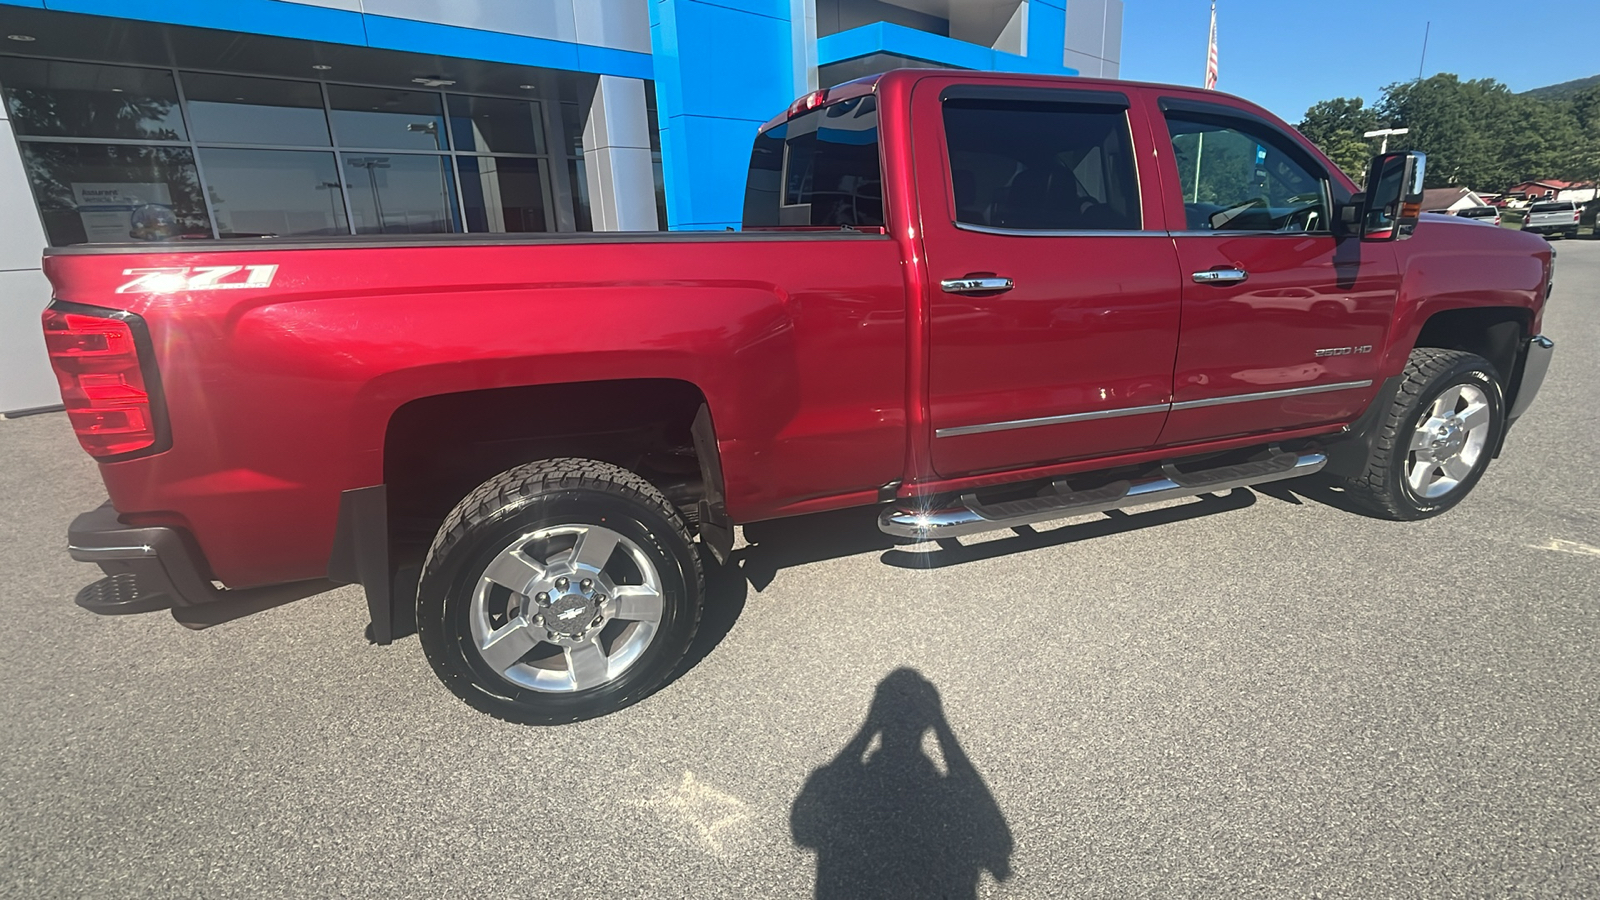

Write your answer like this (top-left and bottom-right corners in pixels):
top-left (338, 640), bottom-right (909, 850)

top-left (1120, 0), bottom-right (1600, 124)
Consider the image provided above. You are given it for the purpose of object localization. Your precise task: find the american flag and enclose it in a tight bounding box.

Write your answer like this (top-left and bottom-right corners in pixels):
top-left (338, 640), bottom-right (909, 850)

top-left (1204, 2), bottom-right (1218, 90)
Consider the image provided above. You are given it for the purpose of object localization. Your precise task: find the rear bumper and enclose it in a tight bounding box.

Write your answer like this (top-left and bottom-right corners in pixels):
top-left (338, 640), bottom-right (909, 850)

top-left (67, 503), bottom-right (219, 614)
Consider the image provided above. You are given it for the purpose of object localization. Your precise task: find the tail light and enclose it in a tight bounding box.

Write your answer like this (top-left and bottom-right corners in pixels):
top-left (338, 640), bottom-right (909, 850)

top-left (41, 304), bottom-right (168, 460)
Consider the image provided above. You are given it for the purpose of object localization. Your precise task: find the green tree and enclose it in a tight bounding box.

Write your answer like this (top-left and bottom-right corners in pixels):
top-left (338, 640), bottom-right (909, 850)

top-left (1296, 97), bottom-right (1380, 180)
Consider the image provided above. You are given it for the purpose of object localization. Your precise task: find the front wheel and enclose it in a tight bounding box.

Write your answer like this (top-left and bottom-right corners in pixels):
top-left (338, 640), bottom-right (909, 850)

top-left (417, 459), bottom-right (703, 724)
top-left (1339, 349), bottom-right (1505, 520)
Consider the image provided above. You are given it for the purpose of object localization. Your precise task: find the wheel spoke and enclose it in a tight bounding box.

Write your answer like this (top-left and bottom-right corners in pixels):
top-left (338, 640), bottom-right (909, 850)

top-left (1408, 459), bottom-right (1437, 492)
top-left (1432, 385), bottom-right (1465, 417)
top-left (1457, 402), bottom-right (1491, 431)
top-left (611, 584), bottom-right (663, 624)
top-left (1441, 455), bottom-right (1473, 481)
top-left (1410, 424), bottom-right (1440, 451)
top-left (482, 549), bottom-right (544, 595)
top-left (565, 638), bottom-right (610, 690)
top-left (479, 620), bottom-right (540, 673)
top-left (569, 527), bottom-right (621, 574)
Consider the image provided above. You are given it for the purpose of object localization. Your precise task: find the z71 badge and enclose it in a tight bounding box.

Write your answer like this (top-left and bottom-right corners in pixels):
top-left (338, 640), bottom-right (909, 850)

top-left (117, 265), bottom-right (279, 294)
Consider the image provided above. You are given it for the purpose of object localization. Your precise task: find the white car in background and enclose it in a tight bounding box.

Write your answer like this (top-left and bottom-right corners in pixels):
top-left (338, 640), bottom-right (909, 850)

top-left (1455, 205), bottom-right (1502, 227)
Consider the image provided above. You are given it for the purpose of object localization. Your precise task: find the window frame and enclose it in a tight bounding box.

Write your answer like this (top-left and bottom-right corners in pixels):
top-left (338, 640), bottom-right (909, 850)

top-left (937, 84), bottom-right (1157, 238)
top-left (1157, 97), bottom-right (1339, 238)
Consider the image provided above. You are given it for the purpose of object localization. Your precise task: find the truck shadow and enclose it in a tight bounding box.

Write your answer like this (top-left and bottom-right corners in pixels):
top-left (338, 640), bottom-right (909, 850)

top-left (1250, 475), bottom-right (1371, 514)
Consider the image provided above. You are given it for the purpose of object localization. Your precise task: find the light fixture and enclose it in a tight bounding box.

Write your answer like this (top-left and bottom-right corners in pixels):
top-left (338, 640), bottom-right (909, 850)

top-left (6, 34), bottom-right (36, 42)
top-left (110, 88), bottom-right (124, 93)
top-left (518, 84), bottom-right (536, 90)
top-left (411, 77), bottom-right (456, 87)
top-left (312, 64), bottom-right (332, 71)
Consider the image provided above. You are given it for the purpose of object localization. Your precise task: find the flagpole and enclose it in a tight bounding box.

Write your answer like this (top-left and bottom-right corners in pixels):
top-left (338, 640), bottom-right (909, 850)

top-left (1195, 1), bottom-right (1216, 203)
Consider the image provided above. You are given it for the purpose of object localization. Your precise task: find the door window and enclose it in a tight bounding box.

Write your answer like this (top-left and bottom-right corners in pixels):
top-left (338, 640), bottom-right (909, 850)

top-left (1165, 114), bottom-right (1329, 233)
top-left (943, 97), bottom-right (1140, 231)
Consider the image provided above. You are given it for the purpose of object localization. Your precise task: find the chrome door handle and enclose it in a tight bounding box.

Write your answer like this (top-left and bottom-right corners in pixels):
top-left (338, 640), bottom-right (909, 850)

top-left (1192, 268), bottom-right (1248, 285)
top-left (941, 276), bottom-right (1014, 294)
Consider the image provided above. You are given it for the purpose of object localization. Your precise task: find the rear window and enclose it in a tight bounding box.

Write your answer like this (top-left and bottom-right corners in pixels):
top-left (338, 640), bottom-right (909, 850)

top-left (1457, 206), bottom-right (1496, 217)
top-left (1530, 201), bottom-right (1575, 212)
top-left (743, 95), bottom-right (882, 229)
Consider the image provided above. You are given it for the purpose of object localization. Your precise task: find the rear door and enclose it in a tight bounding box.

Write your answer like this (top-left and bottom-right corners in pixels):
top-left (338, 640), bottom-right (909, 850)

top-left (914, 78), bottom-right (1182, 478)
top-left (1153, 97), bottom-right (1399, 446)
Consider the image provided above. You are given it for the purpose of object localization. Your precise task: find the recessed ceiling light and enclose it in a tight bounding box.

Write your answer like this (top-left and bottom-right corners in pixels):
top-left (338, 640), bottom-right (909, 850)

top-left (518, 84), bottom-right (536, 90)
top-left (110, 88), bottom-right (124, 93)
top-left (6, 34), bottom-right (36, 42)
top-left (412, 77), bottom-right (456, 87)
top-left (312, 64), bottom-right (332, 71)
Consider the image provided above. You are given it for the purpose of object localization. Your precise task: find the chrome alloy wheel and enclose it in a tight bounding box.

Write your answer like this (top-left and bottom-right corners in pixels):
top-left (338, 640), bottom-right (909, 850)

top-left (1406, 383), bottom-right (1492, 499)
top-left (468, 525), bottom-right (664, 693)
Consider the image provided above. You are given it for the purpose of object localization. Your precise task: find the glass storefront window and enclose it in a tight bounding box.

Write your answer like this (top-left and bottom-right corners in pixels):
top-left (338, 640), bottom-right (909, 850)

top-left (459, 157), bottom-right (551, 233)
top-left (329, 86), bottom-right (447, 151)
top-left (0, 58), bottom-right (185, 141)
top-left (182, 73), bottom-right (331, 146)
top-left (199, 148), bottom-right (346, 238)
top-left (447, 95), bottom-right (543, 155)
top-left (342, 153), bottom-right (457, 234)
top-left (19, 142), bottom-right (211, 245)
top-left (567, 157), bottom-right (591, 232)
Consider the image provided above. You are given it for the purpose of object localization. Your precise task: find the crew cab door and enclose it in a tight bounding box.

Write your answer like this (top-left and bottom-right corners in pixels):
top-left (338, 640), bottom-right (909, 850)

top-left (1153, 97), bottom-right (1399, 445)
top-left (914, 79), bottom-right (1182, 478)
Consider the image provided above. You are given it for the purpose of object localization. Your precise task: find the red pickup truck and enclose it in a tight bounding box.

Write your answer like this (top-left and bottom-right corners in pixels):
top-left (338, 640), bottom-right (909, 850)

top-left (45, 71), bottom-right (1555, 724)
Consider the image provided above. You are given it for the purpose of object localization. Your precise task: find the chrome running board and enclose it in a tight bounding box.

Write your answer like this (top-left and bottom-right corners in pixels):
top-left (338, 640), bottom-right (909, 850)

top-left (878, 450), bottom-right (1327, 540)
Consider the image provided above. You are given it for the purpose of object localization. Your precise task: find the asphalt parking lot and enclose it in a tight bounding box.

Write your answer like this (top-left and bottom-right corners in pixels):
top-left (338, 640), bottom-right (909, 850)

top-left (3, 241), bottom-right (1597, 900)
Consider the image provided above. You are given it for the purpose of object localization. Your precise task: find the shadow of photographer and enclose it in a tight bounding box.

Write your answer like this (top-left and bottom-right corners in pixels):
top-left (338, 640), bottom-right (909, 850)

top-left (791, 668), bottom-right (1012, 899)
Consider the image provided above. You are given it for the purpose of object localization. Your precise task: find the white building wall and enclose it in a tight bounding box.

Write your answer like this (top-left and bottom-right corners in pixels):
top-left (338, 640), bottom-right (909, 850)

top-left (0, 97), bottom-right (58, 415)
top-left (1064, 0), bottom-right (1122, 79)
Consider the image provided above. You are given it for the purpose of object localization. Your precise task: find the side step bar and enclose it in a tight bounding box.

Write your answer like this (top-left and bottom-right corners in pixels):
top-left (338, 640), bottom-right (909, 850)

top-left (878, 450), bottom-right (1326, 540)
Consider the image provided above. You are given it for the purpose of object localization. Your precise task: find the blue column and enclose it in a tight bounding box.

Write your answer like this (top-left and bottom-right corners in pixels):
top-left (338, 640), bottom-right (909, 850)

top-left (650, 0), bottom-right (797, 230)
top-left (1027, 0), bottom-right (1067, 67)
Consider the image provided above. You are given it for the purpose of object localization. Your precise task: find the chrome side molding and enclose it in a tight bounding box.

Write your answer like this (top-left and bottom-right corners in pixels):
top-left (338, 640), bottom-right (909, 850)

top-left (879, 450), bottom-right (1327, 540)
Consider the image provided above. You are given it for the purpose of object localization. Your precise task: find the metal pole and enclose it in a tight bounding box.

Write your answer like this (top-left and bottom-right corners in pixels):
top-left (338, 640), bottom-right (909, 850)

top-left (1417, 22), bottom-right (1430, 81)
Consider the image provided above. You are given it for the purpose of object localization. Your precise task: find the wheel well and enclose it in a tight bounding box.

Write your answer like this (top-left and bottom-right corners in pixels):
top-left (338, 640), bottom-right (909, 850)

top-left (1412, 307), bottom-right (1528, 385)
top-left (383, 379), bottom-right (710, 558)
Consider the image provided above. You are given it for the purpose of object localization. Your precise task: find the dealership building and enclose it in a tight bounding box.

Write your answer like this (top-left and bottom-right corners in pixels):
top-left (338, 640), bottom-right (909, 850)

top-left (0, 0), bottom-right (1123, 414)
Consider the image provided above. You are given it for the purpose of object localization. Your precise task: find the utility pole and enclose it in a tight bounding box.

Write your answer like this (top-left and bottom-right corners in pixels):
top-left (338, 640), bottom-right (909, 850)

top-left (1364, 127), bottom-right (1410, 155)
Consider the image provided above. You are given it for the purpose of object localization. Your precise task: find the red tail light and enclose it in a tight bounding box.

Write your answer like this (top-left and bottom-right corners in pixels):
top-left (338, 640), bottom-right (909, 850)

top-left (42, 306), bottom-right (166, 459)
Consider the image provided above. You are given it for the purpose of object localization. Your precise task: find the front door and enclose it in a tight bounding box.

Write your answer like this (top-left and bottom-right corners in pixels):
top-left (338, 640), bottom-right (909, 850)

top-left (917, 81), bottom-right (1183, 479)
top-left (1155, 101), bottom-right (1400, 446)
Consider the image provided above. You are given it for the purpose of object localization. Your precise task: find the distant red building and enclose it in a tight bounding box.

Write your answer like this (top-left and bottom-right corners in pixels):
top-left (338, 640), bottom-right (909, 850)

top-left (1507, 180), bottom-right (1577, 200)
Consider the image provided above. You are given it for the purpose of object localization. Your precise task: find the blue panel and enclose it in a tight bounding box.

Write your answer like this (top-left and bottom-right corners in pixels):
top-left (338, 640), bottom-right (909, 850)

top-left (668, 0), bottom-right (792, 120)
top-left (575, 43), bottom-right (655, 80)
top-left (816, 20), bottom-right (1077, 77)
top-left (660, 113), bottom-right (764, 229)
top-left (1027, 0), bottom-right (1067, 64)
top-left (652, 0), bottom-right (794, 230)
top-left (0, 0), bottom-right (47, 10)
top-left (40, 0), bottom-right (369, 46)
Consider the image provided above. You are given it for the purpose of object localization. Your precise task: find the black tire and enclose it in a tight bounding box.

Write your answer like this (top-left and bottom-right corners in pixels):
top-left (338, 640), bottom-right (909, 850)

top-left (1339, 349), bottom-right (1505, 521)
top-left (417, 458), bottom-right (703, 725)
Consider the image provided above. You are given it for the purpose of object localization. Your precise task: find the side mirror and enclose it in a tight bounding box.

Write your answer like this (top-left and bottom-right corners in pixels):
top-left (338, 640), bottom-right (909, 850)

top-left (1360, 151), bottom-right (1426, 241)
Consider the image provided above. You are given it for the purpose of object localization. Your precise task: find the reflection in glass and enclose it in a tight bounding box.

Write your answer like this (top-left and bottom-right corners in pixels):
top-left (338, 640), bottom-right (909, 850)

top-left (0, 58), bottom-right (185, 141)
top-left (560, 101), bottom-right (586, 157)
top-left (19, 143), bottom-right (210, 245)
top-left (182, 73), bottom-right (331, 146)
top-left (567, 158), bottom-right (591, 232)
top-left (329, 86), bottom-right (446, 150)
top-left (447, 95), bottom-right (543, 155)
top-left (459, 157), bottom-right (550, 233)
top-left (342, 153), bottom-right (457, 234)
top-left (200, 148), bottom-right (347, 238)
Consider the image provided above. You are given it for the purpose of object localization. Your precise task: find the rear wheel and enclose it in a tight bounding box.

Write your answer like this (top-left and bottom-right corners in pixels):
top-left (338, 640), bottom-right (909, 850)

top-left (417, 459), bottom-right (703, 724)
top-left (1339, 349), bottom-right (1504, 520)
